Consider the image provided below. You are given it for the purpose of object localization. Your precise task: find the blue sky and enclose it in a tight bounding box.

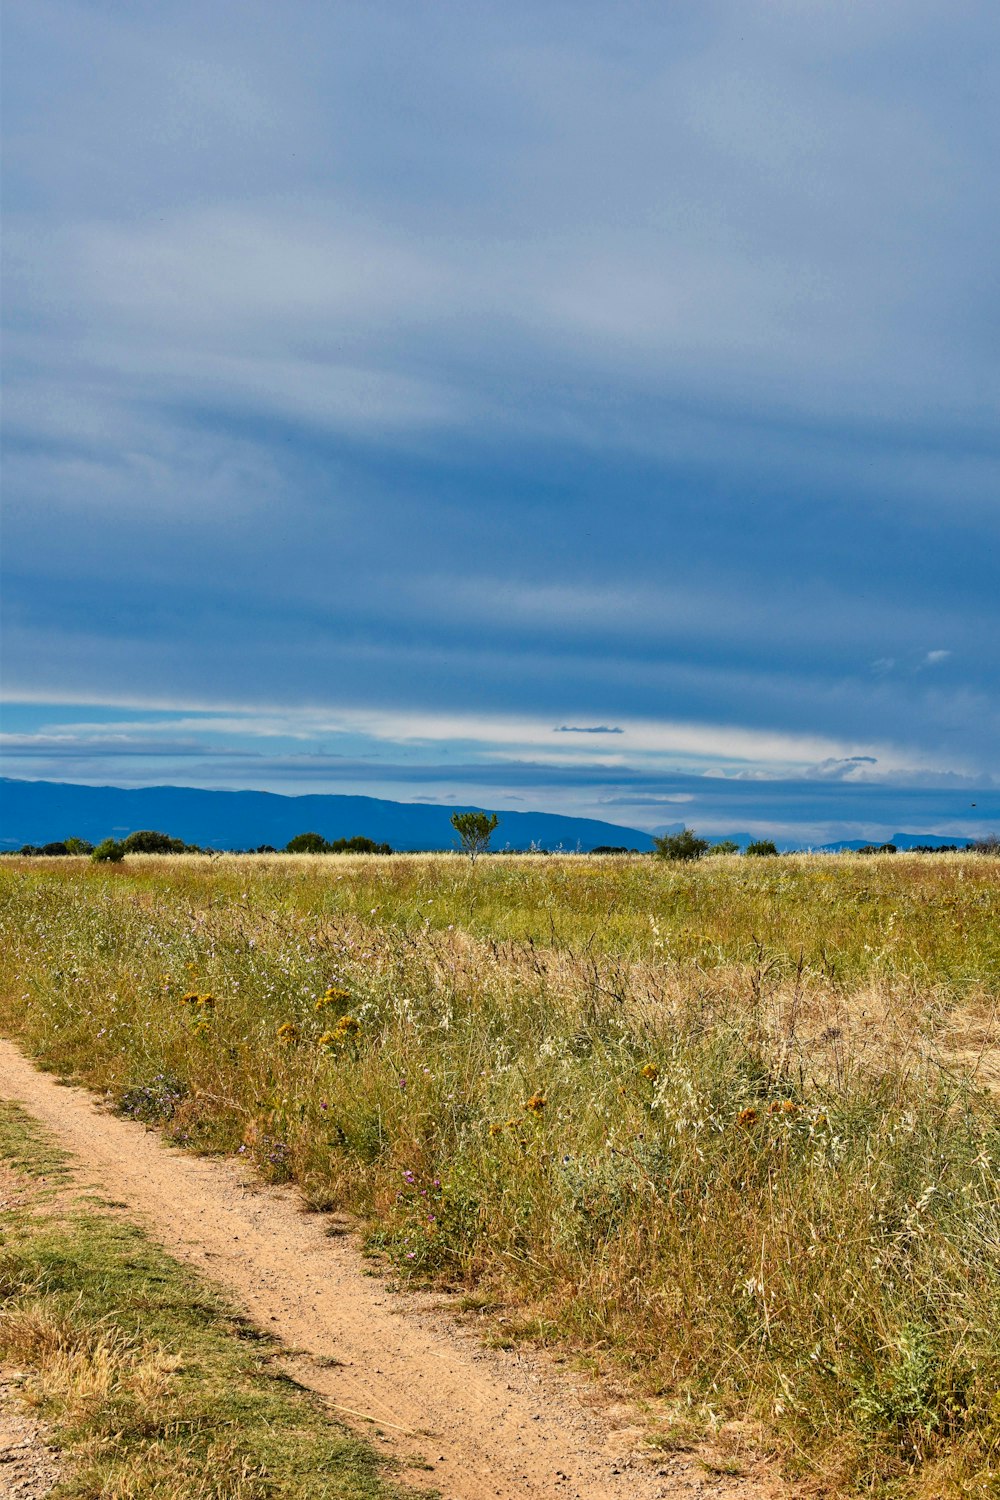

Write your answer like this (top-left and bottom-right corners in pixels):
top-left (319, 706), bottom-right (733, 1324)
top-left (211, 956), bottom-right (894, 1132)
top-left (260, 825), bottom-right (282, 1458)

top-left (2, 0), bottom-right (998, 843)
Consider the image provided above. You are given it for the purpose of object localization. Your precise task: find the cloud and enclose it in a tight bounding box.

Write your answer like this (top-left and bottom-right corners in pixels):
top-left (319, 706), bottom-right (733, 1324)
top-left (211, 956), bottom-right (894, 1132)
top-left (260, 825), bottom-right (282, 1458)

top-left (924, 649), bottom-right (952, 665)
top-left (554, 724), bottom-right (623, 734)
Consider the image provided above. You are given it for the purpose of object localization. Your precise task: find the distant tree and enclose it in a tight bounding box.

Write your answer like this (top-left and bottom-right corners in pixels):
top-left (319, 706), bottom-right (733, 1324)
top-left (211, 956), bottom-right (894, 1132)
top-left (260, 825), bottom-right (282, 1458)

top-left (252, 844), bottom-right (277, 854)
top-left (969, 834), bottom-right (1000, 856)
top-left (91, 838), bottom-right (125, 863)
top-left (18, 845), bottom-right (42, 856)
top-left (745, 839), bottom-right (779, 857)
top-left (122, 829), bottom-right (188, 854)
top-left (707, 840), bottom-right (740, 855)
top-left (591, 845), bottom-right (631, 855)
top-left (653, 828), bottom-right (709, 861)
top-left (327, 836), bottom-right (393, 854)
top-left (40, 842), bottom-right (70, 856)
top-left (286, 832), bottom-right (329, 854)
top-left (64, 837), bottom-right (94, 855)
top-left (858, 843), bottom-right (898, 855)
top-left (450, 811), bottom-right (499, 863)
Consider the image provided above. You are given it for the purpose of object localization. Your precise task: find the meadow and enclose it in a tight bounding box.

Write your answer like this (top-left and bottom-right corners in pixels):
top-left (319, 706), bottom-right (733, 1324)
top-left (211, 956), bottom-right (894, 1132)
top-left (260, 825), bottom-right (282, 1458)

top-left (1, 851), bottom-right (997, 1497)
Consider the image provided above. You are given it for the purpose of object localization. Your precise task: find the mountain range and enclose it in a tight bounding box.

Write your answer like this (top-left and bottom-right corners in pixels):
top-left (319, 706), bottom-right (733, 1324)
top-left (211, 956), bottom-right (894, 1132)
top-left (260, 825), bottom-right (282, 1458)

top-left (0, 778), bottom-right (657, 853)
top-left (0, 779), bottom-right (983, 855)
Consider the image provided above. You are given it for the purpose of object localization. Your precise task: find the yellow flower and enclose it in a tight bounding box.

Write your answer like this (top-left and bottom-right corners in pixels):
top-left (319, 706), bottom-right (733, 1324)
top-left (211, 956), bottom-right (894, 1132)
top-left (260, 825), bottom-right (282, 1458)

top-left (197, 994), bottom-right (215, 1009)
top-left (640, 1062), bottom-right (659, 1082)
top-left (180, 992), bottom-right (199, 1006)
top-left (317, 1031), bottom-right (337, 1049)
top-left (315, 986), bottom-right (352, 1011)
top-left (334, 1015), bottom-right (360, 1036)
top-left (525, 1092), bottom-right (547, 1114)
top-left (489, 1122), bottom-right (504, 1136)
top-left (737, 1106), bottom-right (759, 1128)
top-left (192, 1019), bottom-right (212, 1038)
top-left (276, 1021), bottom-right (300, 1042)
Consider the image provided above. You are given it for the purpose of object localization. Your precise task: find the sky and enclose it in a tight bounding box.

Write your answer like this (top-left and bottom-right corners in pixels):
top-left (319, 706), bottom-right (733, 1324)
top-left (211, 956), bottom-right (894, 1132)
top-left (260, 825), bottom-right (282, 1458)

top-left (2, 0), bottom-right (998, 844)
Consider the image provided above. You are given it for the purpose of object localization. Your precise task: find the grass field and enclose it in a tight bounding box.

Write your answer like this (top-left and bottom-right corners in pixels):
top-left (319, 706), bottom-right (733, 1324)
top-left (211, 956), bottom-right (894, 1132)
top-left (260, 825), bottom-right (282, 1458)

top-left (0, 1100), bottom-right (400, 1499)
top-left (1, 852), bottom-right (998, 1497)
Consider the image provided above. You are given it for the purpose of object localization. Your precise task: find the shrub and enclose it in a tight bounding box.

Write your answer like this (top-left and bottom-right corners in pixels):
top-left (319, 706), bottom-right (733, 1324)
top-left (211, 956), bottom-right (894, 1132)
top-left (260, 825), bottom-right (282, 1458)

top-left (707, 840), bottom-right (740, 855)
top-left (653, 828), bottom-right (709, 861)
top-left (285, 832), bottom-right (329, 853)
top-left (968, 834), bottom-right (1000, 856)
top-left (122, 830), bottom-right (190, 854)
top-left (745, 839), bottom-right (779, 857)
top-left (91, 839), bottom-right (125, 863)
top-left (63, 837), bottom-right (94, 855)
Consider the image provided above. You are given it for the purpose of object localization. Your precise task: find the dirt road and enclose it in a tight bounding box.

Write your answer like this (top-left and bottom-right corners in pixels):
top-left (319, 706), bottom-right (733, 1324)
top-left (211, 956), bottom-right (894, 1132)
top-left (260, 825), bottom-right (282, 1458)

top-left (0, 1040), bottom-right (776, 1500)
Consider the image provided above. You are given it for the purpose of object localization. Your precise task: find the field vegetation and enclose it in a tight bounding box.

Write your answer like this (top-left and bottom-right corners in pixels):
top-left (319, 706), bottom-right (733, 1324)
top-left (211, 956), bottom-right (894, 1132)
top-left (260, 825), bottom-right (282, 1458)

top-left (1, 852), bottom-right (997, 1497)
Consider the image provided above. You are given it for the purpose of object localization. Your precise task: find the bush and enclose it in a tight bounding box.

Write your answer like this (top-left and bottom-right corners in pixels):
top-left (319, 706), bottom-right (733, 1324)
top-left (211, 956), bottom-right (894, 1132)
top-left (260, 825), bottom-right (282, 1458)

top-left (122, 830), bottom-right (191, 854)
top-left (968, 834), bottom-right (1000, 856)
top-left (91, 839), bottom-right (125, 863)
top-left (653, 828), bottom-right (709, 861)
top-left (285, 832), bottom-right (328, 853)
top-left (64, 837), bottom-right (94, 855)
top-left (745, 840), bottom-right (779, 857)
top-left (707, 840), bottom-right (740, 855)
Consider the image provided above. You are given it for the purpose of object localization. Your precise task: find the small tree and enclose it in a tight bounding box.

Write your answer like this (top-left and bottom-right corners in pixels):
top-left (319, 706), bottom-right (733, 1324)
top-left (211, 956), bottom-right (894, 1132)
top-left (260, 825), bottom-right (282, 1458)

top-left (64, 837), bottom-right (94, 855)
top-left (450, 811), bottom-right (499, 862)
top-left (653, 827), bottom-right (708, 861)
top-left (745, 839), bottom-right (779, 857)
top-left (91, 838), bottom-right (125, 863)
top-left (286, 832), bottom-right (328, 853)
top-left (707, 840), bottom-right (740, 855)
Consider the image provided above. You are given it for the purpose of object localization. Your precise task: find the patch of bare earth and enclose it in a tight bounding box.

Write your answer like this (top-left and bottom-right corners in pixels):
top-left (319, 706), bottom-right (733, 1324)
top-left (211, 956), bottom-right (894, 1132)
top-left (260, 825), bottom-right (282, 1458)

top-left (0, 1371), bottom-right (61, 1500)
top-left (0, 1040), bottom-right (793, 1500)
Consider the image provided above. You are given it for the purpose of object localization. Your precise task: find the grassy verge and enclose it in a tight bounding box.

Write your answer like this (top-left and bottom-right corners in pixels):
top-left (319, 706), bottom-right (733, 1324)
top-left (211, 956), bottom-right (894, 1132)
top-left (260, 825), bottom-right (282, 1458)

top-left (1, 854), bottom-right (998, 1497)
top-left (0, 1100), bottom-right (403, 1500)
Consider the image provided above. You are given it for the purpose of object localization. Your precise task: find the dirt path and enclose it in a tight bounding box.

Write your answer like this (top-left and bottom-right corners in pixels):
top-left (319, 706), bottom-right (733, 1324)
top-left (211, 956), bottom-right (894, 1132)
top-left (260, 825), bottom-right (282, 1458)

top-left (0, 1041), bottom-right (778, 1500)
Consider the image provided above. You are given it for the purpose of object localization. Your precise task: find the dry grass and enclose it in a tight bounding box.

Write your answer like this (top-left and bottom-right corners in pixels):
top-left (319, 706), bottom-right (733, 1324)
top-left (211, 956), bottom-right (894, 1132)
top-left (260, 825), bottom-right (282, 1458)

top-left (1, 851), bottom-right (998, 1497)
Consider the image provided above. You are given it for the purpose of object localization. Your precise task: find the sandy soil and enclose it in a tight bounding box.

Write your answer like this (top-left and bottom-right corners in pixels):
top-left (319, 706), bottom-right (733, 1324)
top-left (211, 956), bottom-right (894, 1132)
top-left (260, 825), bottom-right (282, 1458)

top-left (0, 1040), bottom-right (784, 1500)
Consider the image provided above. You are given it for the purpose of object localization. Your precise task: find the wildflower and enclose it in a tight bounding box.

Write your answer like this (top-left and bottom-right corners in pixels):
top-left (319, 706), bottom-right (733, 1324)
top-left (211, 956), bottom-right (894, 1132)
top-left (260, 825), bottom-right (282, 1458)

top-left (197, 994), bottom-right (215, 1010)
top-left (737, 1107), bottom-right (759, 1128)
top-left (317, 1031), bottom-right (337, 1049)
top-left (276, 1021), bottom-right (300, 1042)
top-left (334, 1015), bottom-right (360, 1037)
top-left (489, 1122), bottom-right (504, 1136)
top-left (192, 1019), bottom-right (212, 1038)
top-left (640, 1062), bottom-right (659, 1082)
top-left (525, 1092), bottom-right (547, 1114)
top-left (315, 985), bottom-right (351, 1011)
top-left (768, 1098), bottom-right (798, 1117)
top-left (180, 992), bottom-right (199, 1006)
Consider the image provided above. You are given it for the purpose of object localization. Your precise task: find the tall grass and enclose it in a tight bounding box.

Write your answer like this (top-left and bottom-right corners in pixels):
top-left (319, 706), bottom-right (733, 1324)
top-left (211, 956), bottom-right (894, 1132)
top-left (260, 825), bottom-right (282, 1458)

top-left (1, 854), bottom-right (997, 1496)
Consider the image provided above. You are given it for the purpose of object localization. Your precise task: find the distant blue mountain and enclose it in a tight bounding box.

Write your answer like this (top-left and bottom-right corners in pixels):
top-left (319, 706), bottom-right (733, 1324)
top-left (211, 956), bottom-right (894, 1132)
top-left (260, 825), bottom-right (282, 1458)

top-left (0, 778), bottom-right (657, 853)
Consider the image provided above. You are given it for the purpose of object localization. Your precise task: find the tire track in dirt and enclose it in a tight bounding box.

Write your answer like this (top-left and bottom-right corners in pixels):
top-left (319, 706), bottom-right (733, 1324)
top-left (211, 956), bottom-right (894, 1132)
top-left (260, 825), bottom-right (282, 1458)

top-left (0, 1041), bottom-right (776, 1500)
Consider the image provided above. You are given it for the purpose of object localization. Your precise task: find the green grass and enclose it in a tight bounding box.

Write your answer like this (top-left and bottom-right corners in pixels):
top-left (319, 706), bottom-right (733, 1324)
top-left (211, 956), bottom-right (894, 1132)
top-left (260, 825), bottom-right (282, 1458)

top-left (0, 1101), bottom-right (402, 1500)
top-left (1, 852), bottom-right (998, 1497)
